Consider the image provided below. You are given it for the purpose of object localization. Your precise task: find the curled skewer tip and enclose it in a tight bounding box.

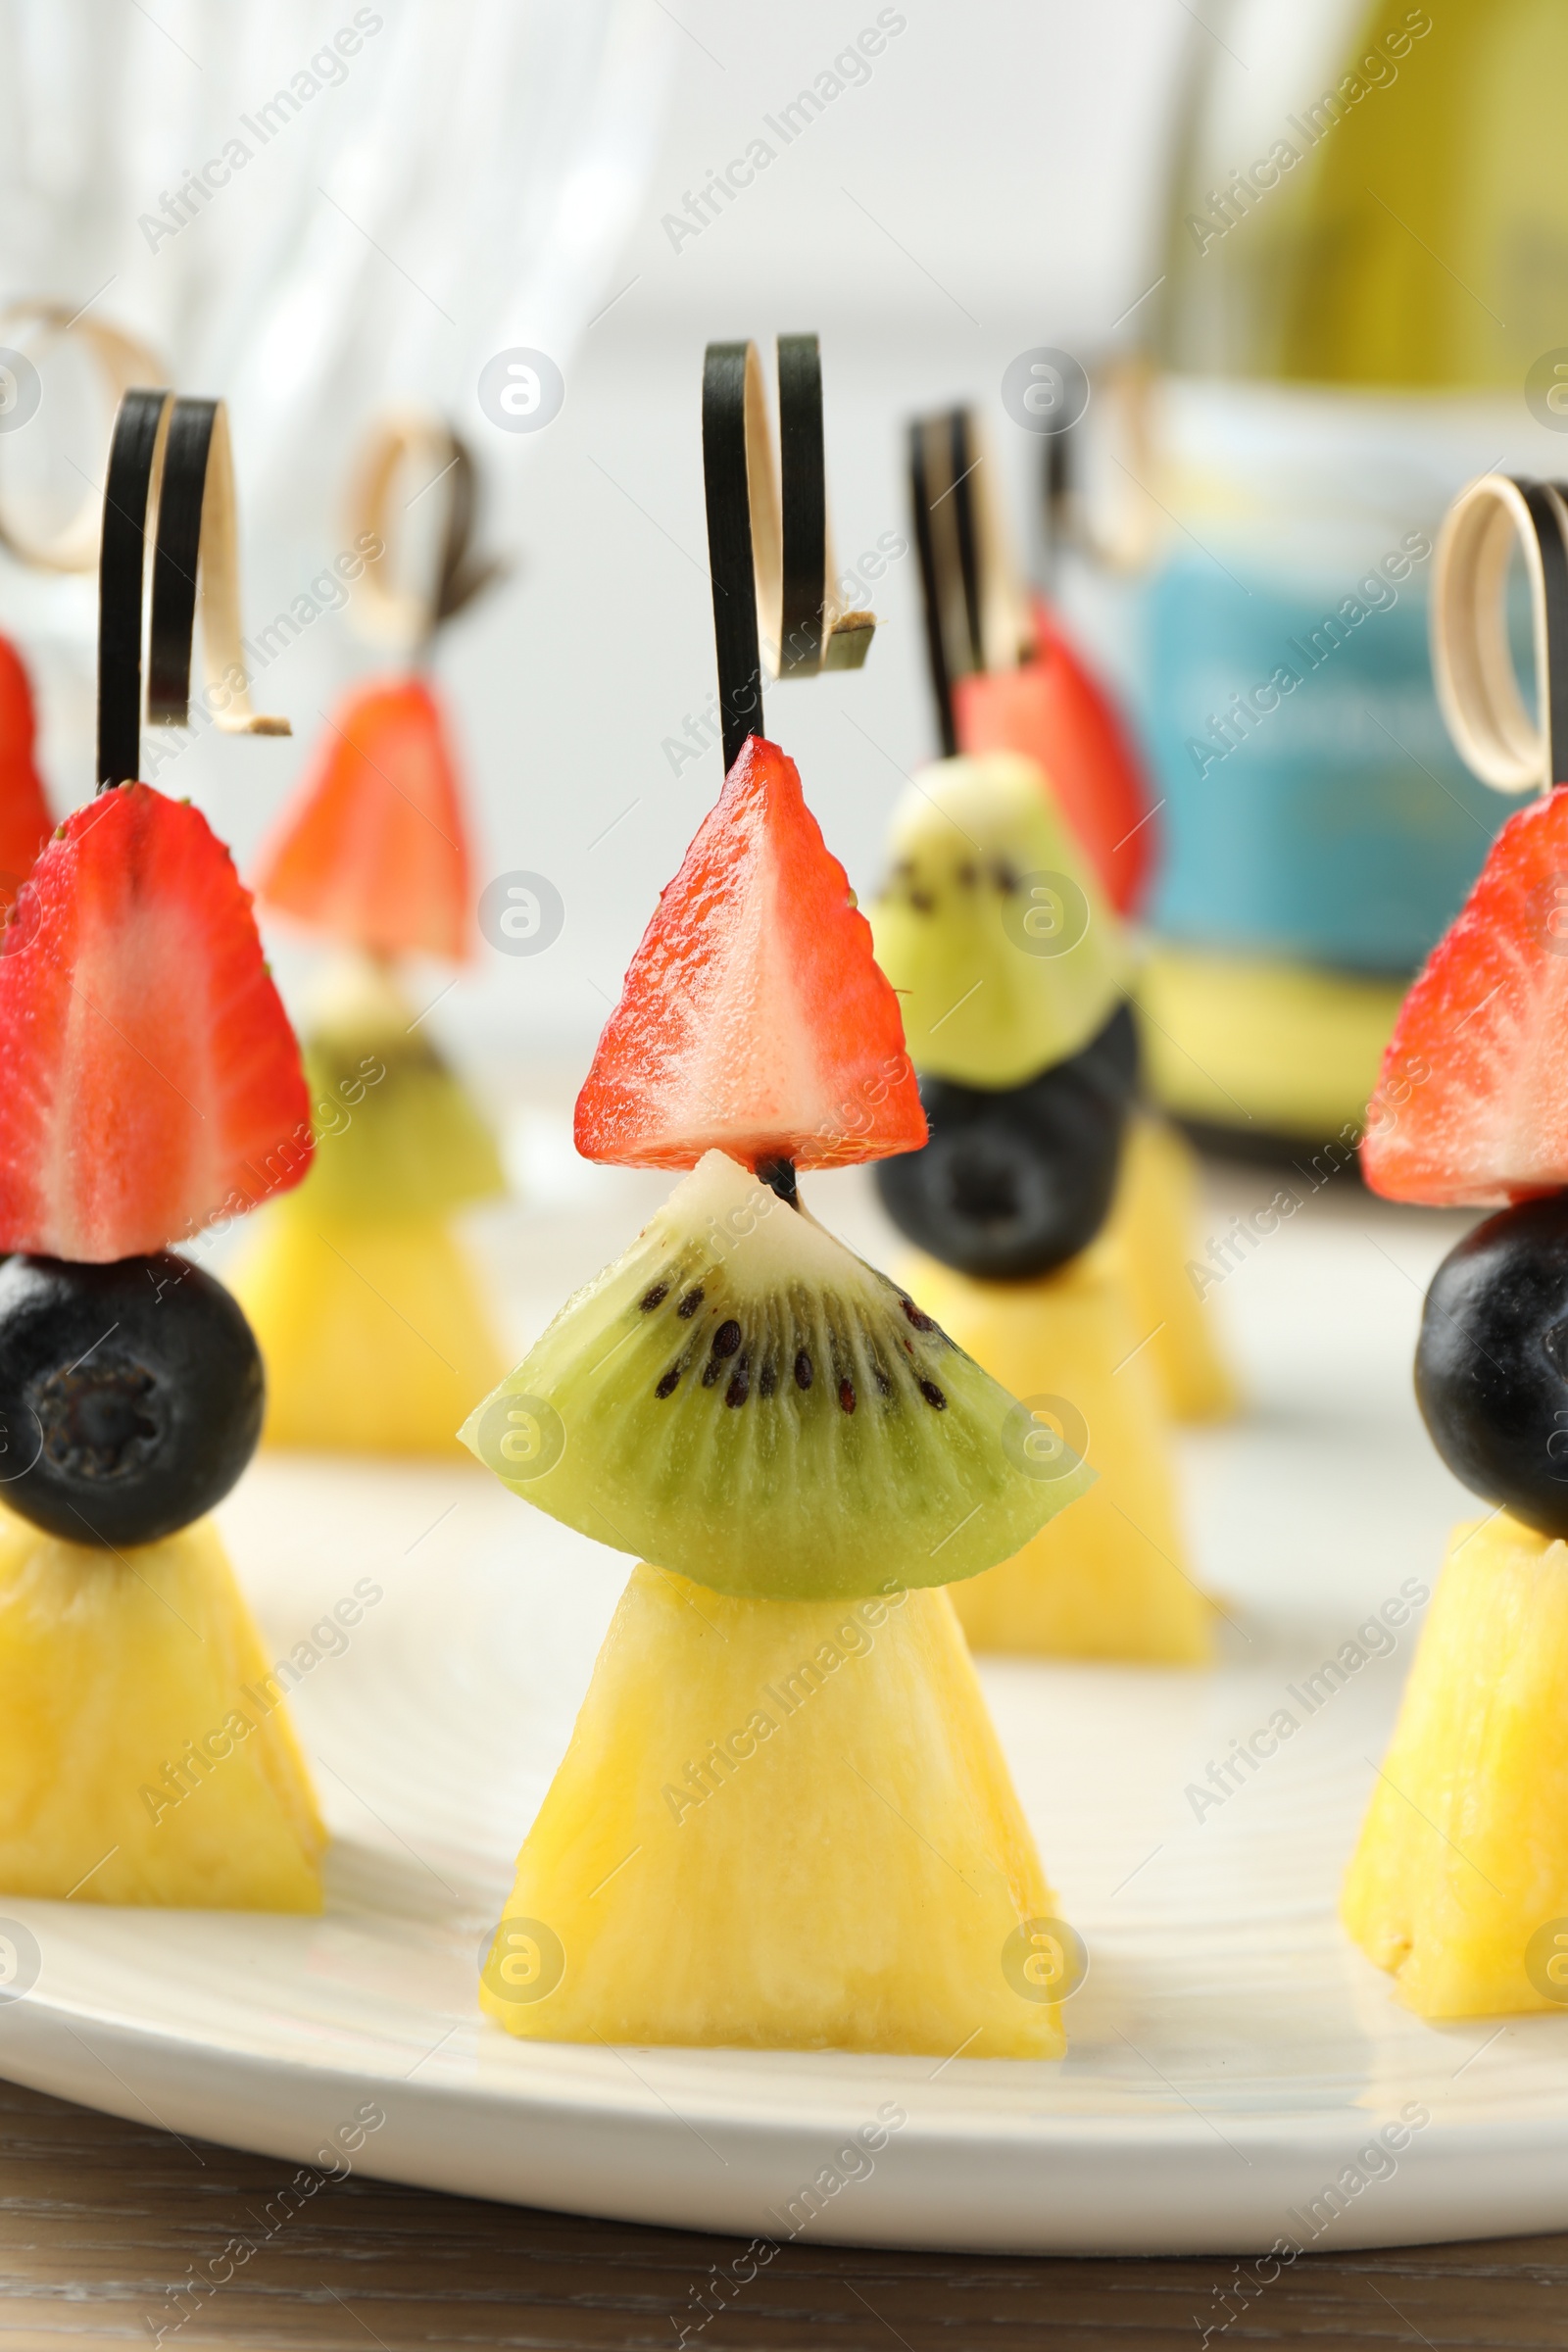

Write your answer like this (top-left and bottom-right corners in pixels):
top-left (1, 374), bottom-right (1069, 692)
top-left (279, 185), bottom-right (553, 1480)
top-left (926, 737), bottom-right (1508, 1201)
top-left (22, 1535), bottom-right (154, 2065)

top-left (1432, 470), bottom-right (1568, 798)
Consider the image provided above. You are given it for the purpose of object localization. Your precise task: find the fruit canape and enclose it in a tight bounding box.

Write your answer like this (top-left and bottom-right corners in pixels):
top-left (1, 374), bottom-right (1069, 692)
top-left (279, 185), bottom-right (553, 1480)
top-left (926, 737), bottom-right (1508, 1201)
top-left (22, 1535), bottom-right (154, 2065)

top-left (465, 733), bottom-right (1093, 2052)
top-left (234, 416), bottom-right (507, 1455)
top-left (1344, 782), bottom-right (1568, 2013)
top-left (0, 390), bottom-right (323, 1908)
top-left (1344, 470), bottom-right (1568, 2017)
top-left (906, 408), bottom-right (1235, 1426)
top-left (868, 751), bottom-right (1209, 1662)
top-left (461, 334), bottom-right (1093, 2053)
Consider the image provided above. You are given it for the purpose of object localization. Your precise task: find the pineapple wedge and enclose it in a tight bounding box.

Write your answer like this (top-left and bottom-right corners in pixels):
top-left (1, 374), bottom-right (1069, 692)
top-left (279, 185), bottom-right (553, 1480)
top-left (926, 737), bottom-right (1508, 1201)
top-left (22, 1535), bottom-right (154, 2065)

top-left (0, 1513), bottom-right (324, 1908)
top-left (904, 1242), bottom-right (1211, 1663)
top-left (482, 1563), bottom-right (1067, 2055)
top-left (1344, 1512), bottom-right (1568, 2018)
top-left (1107, 1114), bottom-right (1237, 1425)
top-left (230, 1199), bottom-right (506, 1455)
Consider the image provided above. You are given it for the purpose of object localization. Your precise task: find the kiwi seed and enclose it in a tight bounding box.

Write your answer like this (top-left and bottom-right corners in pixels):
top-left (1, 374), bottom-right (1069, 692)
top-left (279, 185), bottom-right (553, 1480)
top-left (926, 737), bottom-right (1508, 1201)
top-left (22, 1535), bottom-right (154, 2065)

top-left (655, 1365), bottom-right (682, 1398)
top-left (640, 1283), bottom-right (669, 1312)
top-left (839, 1378), bottom-right (857, 1415)
top-left (677, 1286), bottom-right (705, 1319)
top-left (795, 1350), bottom-right (813, 1391)
top-left (918, 1379), bottom-right (948, 1411)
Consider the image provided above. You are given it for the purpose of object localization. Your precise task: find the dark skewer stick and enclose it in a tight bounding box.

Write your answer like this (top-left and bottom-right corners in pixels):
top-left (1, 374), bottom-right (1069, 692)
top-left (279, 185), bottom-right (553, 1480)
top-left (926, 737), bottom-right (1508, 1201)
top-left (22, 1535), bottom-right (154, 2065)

top-left (96, 387), bottom-right (171, 791)
top-left (907, 403), bottom-right (1036, 767)
top-left (755, 1154), bottom-right (800, 1207)
top-left (146, 395), bottom-right (216, 724)
top-left (777, 333), bottom-right (827, 678)
top-left (908, 416), bottom-right (956, 759)
top-left (97, 389), bottom-right (290, 790)
top-left (1517, 482), bottom-right (1568, 788)
top-left (703, 341), bottom-right (766, 775)
top-left (702, 332), bottom-right (876, 777)
top-left (950, 408), bottom-right (985, 677)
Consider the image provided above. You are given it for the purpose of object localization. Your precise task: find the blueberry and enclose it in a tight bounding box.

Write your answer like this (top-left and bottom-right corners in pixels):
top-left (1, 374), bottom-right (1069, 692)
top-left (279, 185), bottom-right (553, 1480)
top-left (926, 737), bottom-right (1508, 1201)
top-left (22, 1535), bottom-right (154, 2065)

top-left (875, 1047), bottom-right (1127, 1281)
top-left (1069, 998), bottom-right (1141, 1105)
top-left (1416, 1193), bottom-right (1568, 1537)
top-left (0, 1254), bottom-right (264, 1548)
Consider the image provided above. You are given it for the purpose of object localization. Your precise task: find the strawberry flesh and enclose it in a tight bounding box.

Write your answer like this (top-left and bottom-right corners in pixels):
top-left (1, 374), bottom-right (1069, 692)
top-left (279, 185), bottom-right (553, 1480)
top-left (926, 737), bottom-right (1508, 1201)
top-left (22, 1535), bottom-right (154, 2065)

top-left (953, 598), bottom-right (1155, 916)
top-left (255, 677), bottom-right (472, 961)
top-left (1364, 784), bottom-right (1568, 1207)
top-left (575, 735), bottom-right (925, 1171)
top-left (0, 784), bottom-right (313, 1259)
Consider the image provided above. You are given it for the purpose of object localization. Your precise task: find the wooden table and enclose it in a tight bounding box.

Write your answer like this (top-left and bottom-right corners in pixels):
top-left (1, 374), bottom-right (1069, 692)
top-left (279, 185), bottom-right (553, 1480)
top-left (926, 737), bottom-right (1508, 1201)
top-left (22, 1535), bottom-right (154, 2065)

top-left (2, 2077), bottom-right (1563, 2350)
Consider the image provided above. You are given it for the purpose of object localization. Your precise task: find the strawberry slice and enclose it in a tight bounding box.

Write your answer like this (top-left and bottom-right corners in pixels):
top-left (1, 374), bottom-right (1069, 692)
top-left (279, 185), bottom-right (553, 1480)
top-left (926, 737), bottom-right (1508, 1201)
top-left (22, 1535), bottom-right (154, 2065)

top-left (0, 783), bottom-right (313, 1260)
top-left (254, 677), bottom-right (472, 961)
top-left (1363, 784), bottom-right (1568, 1206)
top-left (953, 599), bottom-right (1155, 915)
top-left (575, 735), bottom-right (925, 1171)
top-left (0, 634), bottom-right (54, 909)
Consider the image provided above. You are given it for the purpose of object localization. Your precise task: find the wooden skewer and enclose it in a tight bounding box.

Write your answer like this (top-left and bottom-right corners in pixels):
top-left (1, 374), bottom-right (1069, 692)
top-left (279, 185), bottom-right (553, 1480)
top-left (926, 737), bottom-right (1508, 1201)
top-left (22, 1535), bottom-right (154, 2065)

top-left (702, 333), bottom-right (874, 774)
top-left (148, 398), bottom-right (290, 740)
top-left (0, 302), bottom-right (166, 573)
top-left (97, 389), bottom-right (172, 790)
top-left (345, 410), bottom-right (506, 656)
top-left (97, 390), bottom-right (290, 790)
top-left (1432, 470), bottom-right (1568, 796)
top-left (907, 405), bottom-right (1032, 756)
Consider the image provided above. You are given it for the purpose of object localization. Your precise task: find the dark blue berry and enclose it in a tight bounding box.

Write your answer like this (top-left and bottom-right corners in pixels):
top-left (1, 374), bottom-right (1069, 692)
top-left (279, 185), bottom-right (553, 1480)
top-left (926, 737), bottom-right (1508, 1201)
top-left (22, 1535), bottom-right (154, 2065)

top-left (874, 1008), bottom-right (1130, 1279)
top-left (0, 1254), bottom-right (263, 1548)
top-left (1416, 1193), bottom-right (1568, 1537)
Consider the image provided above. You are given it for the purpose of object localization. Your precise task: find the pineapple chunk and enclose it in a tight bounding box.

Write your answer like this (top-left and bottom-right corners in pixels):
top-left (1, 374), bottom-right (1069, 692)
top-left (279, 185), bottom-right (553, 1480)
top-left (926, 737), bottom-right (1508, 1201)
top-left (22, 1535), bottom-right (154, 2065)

top-left (0, 1513), bottom-right (324, 1908)
top-left (1344, 1512), bottom-right (1568, 2018)
top-left (230, 1199), bottom-right (506, 1455)
top-left (482, 1564), bottom-right (1067, 2055)
top-left (904, 1243), bottom-right (1211, 1663)
top-left (1107, 1114), bottom-right (1237, 1425)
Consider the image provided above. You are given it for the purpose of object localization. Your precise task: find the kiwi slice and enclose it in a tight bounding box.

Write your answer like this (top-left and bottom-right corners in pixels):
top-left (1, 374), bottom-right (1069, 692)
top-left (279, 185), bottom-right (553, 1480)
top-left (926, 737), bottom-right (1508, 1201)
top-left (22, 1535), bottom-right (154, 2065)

top-left (869, 752), bottom-right (1126, 1089)
top-left (462, 1151), bottom-right (1092, 1601)
top-left (295, 953), bottom-right (504, 1220)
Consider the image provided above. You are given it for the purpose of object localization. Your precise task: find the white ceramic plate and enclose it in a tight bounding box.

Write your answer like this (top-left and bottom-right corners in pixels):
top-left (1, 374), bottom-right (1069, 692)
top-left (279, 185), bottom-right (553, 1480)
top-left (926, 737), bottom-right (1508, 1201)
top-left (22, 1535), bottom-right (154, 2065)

top-left (1, 1150), bottom-right (1563, 2256)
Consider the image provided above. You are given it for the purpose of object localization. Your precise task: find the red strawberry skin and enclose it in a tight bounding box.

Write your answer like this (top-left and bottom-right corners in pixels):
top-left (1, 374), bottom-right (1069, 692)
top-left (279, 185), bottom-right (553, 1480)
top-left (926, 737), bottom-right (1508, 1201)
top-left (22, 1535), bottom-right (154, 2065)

top-left (1363, 785), bottom-right (1568, 1207)
top-left (0, 784), bottom-right (313, 1260)
top-left (953, 599), bottom-right (1155, 916)
top-left (0, 634), bottom-right (54, 908)
top-left (575, 736), bottom-right (926, 1171)
top-left (254, 677), bottom-right (472, 961)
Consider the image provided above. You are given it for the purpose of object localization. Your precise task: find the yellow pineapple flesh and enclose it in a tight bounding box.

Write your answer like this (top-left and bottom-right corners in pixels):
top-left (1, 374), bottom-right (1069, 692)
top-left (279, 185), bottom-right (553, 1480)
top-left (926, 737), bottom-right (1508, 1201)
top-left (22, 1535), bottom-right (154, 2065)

top-left (1343, 1512), bottom-right (1568, 2018)
top-left (904, 1243), bottom-right (1211, 1663)
top-left (0, 1512), bottom-right (324, 1908)
top-left (1107, 1113), bottom-right (1238, 1425)
top-left (230, 1199), bottom-right (507, 1455)
top-left (482, 1563), bottom-right (1066, 2055)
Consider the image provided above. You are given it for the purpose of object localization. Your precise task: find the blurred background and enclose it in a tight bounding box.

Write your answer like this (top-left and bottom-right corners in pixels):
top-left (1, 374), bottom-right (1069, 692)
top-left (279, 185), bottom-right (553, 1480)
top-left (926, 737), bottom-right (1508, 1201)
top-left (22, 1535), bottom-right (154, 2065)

top-left (0, 0), bottom-right (1562, 1126)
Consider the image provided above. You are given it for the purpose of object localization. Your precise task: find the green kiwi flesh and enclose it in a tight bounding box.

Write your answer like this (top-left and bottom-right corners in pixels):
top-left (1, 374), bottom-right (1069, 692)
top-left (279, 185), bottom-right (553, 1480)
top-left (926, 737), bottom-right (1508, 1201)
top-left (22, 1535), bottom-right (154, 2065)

top-left (297, 954), bottom-right (505, 1220)
top-left (868, 752), bottom-right (1126, 1089)
top-left (461, 1150), bottom-right (1093, 1600)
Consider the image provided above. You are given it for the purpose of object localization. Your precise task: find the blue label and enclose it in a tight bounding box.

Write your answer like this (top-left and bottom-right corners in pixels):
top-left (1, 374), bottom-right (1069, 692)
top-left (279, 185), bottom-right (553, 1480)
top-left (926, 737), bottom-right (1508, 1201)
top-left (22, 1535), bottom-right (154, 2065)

top-left (1139, 556), bottom-right (1507, 973)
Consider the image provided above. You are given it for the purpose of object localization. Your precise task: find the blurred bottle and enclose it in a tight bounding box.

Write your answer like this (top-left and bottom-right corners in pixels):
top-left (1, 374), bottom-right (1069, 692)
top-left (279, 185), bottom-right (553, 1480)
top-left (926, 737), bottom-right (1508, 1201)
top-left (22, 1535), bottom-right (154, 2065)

top-left (1119, 0), bottom-right (1568, 1147)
